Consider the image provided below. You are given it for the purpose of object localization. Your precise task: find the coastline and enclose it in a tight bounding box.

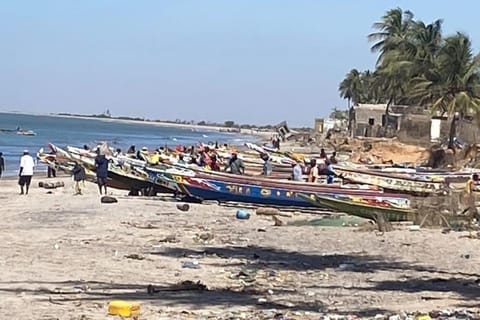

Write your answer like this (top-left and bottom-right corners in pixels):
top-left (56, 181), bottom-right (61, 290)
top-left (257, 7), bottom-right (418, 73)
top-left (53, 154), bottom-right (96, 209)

top-left (0, 111), bottom-right (276, 137)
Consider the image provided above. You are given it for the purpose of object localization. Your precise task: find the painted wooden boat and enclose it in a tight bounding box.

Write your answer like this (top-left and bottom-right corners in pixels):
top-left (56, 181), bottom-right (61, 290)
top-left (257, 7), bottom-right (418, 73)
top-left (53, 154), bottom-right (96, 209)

top-left (49, 145), bottom-right (173, 193)
top-left (298, 193), bottom-right (415, 222)
top-left (146, 164), bottom-right (410, 208)
top-left (332, 166), bottom-right (446, 194)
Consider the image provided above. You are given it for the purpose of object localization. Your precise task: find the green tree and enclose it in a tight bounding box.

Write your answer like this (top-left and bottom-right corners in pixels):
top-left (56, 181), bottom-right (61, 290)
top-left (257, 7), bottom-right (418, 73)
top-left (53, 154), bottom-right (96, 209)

top-left (411, 33), bottom-right (480, 148)
top-left (368, 8), bottom-right (415, 65)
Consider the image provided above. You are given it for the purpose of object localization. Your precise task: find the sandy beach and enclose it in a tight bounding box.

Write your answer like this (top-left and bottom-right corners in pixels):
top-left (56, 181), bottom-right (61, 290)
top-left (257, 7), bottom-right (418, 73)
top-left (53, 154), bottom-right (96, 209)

top-left (0, 176), bottom-right (478, 319)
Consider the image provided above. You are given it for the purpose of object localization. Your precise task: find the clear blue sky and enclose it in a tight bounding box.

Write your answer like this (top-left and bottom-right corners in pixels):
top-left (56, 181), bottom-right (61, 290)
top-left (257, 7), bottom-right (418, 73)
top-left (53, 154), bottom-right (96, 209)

top-left (1, 1), bottom-right (479, 126)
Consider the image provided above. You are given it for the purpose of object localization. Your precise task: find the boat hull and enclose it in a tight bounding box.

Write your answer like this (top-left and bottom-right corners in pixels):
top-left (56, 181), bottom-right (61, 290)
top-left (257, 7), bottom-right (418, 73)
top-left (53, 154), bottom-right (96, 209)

top-left (299, 194), bottom-right (415, 222)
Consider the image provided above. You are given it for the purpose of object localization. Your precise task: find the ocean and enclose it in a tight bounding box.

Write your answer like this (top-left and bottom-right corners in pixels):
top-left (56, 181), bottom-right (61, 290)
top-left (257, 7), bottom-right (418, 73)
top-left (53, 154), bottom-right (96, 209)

top-left (0, 112), bottom-right (250, 177)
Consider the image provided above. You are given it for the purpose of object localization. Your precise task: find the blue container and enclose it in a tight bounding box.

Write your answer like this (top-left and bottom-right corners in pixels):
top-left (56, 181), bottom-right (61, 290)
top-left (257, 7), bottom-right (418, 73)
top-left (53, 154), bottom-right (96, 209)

top-left (236, 209), bottom-right (250, 220)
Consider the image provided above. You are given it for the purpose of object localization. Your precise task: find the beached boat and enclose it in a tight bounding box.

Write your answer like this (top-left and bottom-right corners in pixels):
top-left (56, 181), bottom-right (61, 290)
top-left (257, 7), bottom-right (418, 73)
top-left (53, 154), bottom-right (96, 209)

top-left (48, 145), bottom-right (173, 194)
top-left (146, 164), bottom-right (409, 208)
top-left (298, 193), bottom-right (415, 222)
top-left (332, 165), bottom-right (446, 195)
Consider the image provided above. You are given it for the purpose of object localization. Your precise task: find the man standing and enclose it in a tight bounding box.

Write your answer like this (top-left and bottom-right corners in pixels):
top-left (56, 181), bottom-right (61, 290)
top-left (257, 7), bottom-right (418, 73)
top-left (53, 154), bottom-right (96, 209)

top-left (308, 159), bottom-right (319, 183)
top-left (18, 150), bottom-right (35, 195)
top-left (292, 161), bottom-right (303, 181)
top-left (95, 152), bottom-right (109, 195)
top-left (0, 152), bottom-right (5, 179)
top-left (261, 153), bottom-right (272, 176)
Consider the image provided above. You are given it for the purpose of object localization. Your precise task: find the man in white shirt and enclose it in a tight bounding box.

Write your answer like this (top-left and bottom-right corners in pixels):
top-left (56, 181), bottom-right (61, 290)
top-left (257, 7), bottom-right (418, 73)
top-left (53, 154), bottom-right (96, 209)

top-left (19, 150), bottom-right (35, 195)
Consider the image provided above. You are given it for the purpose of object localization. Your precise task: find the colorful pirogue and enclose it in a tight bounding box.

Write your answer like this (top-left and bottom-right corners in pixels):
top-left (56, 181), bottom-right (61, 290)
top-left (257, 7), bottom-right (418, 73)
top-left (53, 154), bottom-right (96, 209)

top-left (37, 142), bottom-right (479, 220)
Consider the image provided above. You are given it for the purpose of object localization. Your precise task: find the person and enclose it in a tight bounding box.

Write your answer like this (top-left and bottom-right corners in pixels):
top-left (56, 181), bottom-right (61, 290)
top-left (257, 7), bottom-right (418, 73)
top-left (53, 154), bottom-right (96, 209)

top-left (225, 152), bottom-right (245, 175)
top-left (465, 173), bottom-right (479, 218)
top-left (325, 160), bottom-right (335, 184)
top-left (292, 161), bottom-right (303, 181)
top-left (72, 162), bottom-right (86, 195)
top-left (329, 151), bottom-right (338, 164)
top-left (209, 154), bottom-right (221, 171)
top-left (177, 154), bottom-right (186, 165)
top-left (320, 148), bottom-right (327, 159)
top-left (95, 152), bottom-right (109, 195)
top-left (308, 159), bottom-right (319, 183)
top-left (261, 153), bottom-right (272, 176)
top-left (47, 149), bottom-right (57, 178)
top-left (199, 147), bottom-right (212, 167)
top-left (18, 150), bottom-right (35, 195)
top-left (0, 152), bottom-right (4, 179)
top-left (83, 144), bottom-right (90, 151)
top-left (114, 148), bottom-right (122, 157)
top-left (127, 145), bottom-right (136, 154)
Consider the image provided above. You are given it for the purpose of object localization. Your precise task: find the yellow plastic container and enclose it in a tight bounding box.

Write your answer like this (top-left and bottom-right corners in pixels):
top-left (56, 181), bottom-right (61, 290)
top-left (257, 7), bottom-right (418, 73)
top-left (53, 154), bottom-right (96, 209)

top-left (108, 300), bottom-right (140, 318)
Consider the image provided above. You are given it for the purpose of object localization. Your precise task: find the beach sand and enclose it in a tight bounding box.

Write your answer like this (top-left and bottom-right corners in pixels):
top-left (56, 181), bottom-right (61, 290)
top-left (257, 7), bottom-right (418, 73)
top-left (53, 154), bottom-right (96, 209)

top-left (0, 176), bottom-right (479, 319)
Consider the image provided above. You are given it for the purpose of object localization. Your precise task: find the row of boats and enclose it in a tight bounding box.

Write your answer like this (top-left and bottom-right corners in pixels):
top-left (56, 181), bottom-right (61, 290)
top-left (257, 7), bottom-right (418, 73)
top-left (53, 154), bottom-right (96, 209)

top-left (37, 143), bottom-right (476, 223)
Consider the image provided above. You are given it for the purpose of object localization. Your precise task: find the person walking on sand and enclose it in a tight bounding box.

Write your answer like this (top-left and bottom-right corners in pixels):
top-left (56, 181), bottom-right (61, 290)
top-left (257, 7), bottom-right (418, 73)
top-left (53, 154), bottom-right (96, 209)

top-left (0, 152), bottom-right (5, 179)
top-left (18, 150), bottom-right (34, 195)
top-left (95, 151), bottom-right (109, 195)
top-left (72, 162), bottom-right (86, 195)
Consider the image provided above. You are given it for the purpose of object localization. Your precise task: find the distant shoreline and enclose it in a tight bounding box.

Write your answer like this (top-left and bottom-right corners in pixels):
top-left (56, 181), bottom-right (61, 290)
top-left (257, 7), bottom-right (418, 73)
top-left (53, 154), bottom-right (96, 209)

top-left (0, 111), bottom-right (276, 138)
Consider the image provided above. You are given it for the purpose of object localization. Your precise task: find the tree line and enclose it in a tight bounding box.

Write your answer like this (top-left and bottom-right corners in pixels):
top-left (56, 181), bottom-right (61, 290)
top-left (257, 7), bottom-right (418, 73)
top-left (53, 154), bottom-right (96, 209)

top-left (338, 8), bottom-right (480, 146)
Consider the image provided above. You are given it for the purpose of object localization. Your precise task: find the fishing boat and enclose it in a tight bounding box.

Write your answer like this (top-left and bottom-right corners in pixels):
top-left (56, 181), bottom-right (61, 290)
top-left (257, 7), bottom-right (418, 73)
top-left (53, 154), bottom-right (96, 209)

top-left (146, 164), bottom-right (409, 208)
top-left (16, 129), bottom-right (36, 136)
top-left (332, 165), bottom-right (446, 195)
top-left (47, 144), bottom-right (173, 194)
top-left (298, 193), bottom-right (416, 222)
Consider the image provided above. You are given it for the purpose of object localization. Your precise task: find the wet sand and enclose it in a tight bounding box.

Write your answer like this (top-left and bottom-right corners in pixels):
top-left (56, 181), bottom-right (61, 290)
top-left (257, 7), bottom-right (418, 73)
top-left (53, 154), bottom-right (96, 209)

top-left (0, 176), bottom-right (479, 319)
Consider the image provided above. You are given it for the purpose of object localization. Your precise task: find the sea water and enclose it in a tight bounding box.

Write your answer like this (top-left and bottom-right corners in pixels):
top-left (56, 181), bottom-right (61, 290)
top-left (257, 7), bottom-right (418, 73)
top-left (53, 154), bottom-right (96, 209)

top-left (0, 112), bottom-right (250, 176)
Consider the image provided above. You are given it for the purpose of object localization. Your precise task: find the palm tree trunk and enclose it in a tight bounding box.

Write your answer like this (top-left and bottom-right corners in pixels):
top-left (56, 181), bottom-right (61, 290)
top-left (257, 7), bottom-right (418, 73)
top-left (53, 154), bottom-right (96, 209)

top-left (448, 116), bottom-right (457, 149)
top-left (384, 96), bottom-right (394, 127)
top-left (347, 98), bottom-right (352, 134)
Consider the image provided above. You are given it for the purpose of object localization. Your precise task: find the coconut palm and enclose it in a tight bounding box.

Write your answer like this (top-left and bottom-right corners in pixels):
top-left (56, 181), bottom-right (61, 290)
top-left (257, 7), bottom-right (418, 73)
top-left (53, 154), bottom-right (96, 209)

top-left (368, 8), bottom-right (415, 65)
top-left (410, 33), bottom-right (480, 148)
top-left (339, 69), bottom-right (362, 108)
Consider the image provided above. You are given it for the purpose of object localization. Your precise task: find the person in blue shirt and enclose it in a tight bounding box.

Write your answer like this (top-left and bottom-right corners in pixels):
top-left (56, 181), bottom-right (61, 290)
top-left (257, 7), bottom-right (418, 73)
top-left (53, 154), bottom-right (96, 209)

top-left (326, 160), bottom-right (335, 184)
top-left (95, 152), bottom-right (109, 195)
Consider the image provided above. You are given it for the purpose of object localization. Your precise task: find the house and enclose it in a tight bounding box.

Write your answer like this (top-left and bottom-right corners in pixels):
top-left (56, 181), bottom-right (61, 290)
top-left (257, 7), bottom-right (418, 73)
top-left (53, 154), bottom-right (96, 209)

top-left (352, 103), bottom-right (480, 145)
top-left (351, 104), bottom-right (404, 137)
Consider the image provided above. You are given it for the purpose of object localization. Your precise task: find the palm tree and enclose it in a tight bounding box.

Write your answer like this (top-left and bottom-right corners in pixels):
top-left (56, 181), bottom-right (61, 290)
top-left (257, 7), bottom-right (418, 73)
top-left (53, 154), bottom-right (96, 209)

top-left (411, 33), bottom-right (480, 148)
top-left (339, 69), bottom-right (362, 108)
top-left (368, 8), bottom-right (415, 65)
top-left (339, 69), bottom-right (366, 135)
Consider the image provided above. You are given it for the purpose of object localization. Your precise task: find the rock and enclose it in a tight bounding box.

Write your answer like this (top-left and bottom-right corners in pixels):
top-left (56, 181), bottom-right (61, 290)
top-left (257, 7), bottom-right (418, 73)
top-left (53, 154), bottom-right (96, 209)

top-left (124, 253), bottom-right (145, 260)
top-left (101, 196), bottom-right (118, 204)
top-left (176, 203), bottom-right (190, 212)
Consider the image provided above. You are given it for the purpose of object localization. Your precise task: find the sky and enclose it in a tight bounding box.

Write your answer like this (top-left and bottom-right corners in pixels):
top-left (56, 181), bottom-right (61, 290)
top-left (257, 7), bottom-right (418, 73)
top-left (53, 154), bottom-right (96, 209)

top-left (1, 1), bottom-right (480, 127)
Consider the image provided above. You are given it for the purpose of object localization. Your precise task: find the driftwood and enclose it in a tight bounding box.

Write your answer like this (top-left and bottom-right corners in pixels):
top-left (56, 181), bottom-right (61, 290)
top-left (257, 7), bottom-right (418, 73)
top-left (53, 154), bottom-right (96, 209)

top-left (256, 207), bottom-right (292, 218)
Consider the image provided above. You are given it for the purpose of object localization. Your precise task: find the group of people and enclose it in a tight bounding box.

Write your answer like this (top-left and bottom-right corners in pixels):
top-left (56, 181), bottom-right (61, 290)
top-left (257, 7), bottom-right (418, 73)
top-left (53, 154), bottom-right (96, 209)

top-left (260, 148), bottom-right (338, 184)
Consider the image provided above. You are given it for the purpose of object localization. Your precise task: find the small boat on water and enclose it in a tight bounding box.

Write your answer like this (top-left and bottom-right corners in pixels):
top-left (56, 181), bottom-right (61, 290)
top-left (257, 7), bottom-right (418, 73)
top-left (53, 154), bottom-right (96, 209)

top-left (298, 193), bottom-right (416, 222)
top-left (16, 129), bottom-right (36, 136)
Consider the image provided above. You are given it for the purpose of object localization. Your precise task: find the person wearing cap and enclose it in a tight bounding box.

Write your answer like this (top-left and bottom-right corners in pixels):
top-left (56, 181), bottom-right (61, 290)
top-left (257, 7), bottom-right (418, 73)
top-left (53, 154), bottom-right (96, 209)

top-left (0, 152), bottom-right (5, 179)
top-left (18, 150), bottom-right (35, 195)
